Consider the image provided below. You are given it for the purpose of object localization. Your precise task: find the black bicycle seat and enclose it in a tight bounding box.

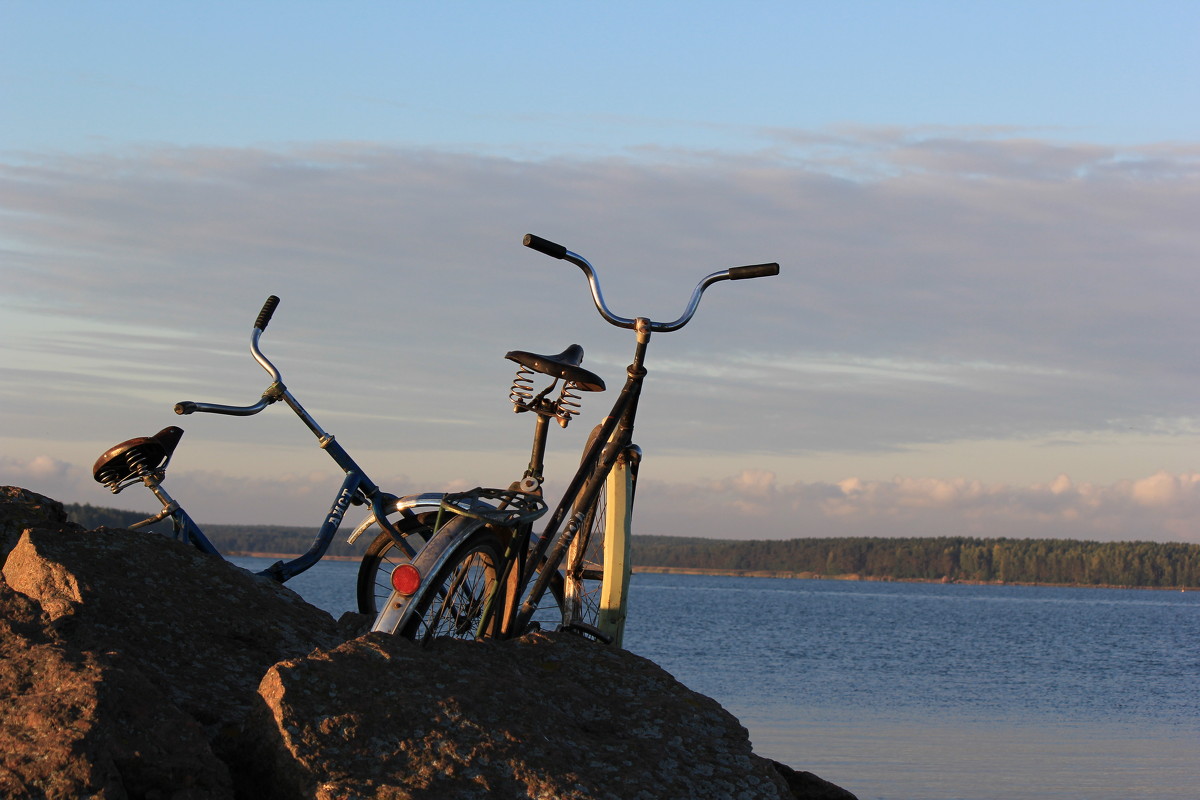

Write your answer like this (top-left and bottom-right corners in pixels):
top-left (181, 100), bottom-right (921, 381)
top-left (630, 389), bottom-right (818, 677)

top-left (92, 426), bottom-right (185, 485)
top-left (505, 345), bottom-right (605, 392)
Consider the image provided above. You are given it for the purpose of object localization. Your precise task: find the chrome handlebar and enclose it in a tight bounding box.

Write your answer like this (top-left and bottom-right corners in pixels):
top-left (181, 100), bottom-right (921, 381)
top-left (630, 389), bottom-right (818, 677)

top-left (522, 234), bottom-right (779, 333)
top-left (174, 296), bottom-right (285, 417)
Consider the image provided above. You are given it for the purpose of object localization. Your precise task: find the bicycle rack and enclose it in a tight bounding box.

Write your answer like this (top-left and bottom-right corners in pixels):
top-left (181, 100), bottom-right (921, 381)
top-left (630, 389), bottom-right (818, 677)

top-left (438, 487), bottom-right (548, 528)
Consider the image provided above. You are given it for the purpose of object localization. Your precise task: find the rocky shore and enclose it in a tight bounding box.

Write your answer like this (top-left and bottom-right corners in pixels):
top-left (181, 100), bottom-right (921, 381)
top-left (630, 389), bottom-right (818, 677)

top-left (1, 486), bottom-right (857, 800)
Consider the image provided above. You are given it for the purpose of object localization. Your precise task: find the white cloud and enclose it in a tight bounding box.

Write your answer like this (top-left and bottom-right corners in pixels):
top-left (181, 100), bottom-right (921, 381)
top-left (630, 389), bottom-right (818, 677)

top-left (22, 455), bottom-right (72, 481)
top-left (635, 470), bottom-right (1200, 544)
top-left (0, 455), bottom-right (91, 508)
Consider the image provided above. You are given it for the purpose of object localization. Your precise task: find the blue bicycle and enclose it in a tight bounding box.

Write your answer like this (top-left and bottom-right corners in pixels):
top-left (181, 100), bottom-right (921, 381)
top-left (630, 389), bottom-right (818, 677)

top-left (91, 296), bottom-right (436, 585)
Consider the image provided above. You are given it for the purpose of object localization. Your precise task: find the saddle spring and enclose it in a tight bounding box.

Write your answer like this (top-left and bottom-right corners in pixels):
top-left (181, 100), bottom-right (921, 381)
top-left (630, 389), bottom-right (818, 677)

top-left (508, 365), bottom-right (586, 427)
top-left (508, 364), bottom-right (537, 410)
top-left (554, 382), bottom-right (583, 427)
top-left (97, 449), bottom-right (153, 494)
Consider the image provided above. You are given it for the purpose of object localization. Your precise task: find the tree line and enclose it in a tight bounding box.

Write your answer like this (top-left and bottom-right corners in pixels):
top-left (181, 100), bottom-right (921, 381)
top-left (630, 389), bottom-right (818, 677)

top-left (632, 535), bottom-right (1200, 588)
top-left (66, 503), bottom-right (1200, 587)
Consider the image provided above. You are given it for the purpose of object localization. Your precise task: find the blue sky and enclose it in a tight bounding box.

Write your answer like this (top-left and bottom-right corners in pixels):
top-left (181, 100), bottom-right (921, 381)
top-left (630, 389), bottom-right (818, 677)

top-left (7, 2), bottom-right (1197, 153)
top-left (2, 2), bottom-right (1198, 542)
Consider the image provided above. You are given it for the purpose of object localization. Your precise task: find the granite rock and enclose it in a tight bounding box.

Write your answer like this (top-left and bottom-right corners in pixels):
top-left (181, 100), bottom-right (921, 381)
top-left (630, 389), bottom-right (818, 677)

top-left (1, 487), bottom-right (857, 799)
top-left (246, 630), bottom-right (812, 800)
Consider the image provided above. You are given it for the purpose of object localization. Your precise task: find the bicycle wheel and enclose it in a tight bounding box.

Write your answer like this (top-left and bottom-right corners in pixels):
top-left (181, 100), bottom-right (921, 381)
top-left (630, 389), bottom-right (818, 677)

top-left (403, 529), bottom-right (504, 643)
top-left (516, 550), bottom-right (567, 634)
top-left (357, 511), bottom-right (438, 617)
top-left (561, 490), bottom-right (606, 630)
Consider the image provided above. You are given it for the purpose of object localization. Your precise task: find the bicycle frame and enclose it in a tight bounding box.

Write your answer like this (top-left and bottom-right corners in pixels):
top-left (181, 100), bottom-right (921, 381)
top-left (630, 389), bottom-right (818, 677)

top-left (505, 234), bottom-right (778, 643)
top-left (179, 369), bottom-right (421, 583)
top-left (96, 295), bottom-right (428, 584)
top-left (502, 321), bottom-right (651, 644)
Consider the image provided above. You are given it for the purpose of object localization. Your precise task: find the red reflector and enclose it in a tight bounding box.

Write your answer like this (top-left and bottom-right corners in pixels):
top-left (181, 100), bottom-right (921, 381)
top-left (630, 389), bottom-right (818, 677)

top-left (391, 563), bottom-right (421, 596)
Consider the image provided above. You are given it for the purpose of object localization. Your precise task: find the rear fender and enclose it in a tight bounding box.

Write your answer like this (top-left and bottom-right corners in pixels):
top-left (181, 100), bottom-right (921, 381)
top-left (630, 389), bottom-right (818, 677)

top-left (370, 515), bottom-right (489, 635)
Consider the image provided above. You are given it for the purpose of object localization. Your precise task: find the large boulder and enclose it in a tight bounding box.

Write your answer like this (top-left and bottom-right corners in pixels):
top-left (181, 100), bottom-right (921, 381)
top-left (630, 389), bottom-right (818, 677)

top-left (0, 487), bottom-right (857, 799)
top-left (3, 522), bottom-right (343, 734)
top-left (246, 631), bottom-right (801, 800)
top-left (0, 580), bottom-right (233, 799)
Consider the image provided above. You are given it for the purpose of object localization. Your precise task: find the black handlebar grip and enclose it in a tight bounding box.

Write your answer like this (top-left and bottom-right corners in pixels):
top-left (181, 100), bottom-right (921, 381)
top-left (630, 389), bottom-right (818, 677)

top-left (255, 295), bottom-right (280, 331)
top-left (523, 233), bottom-right (568, 259)
top-left (174, 401), bottom-right (197, 415)
top-left (728, 263), bottom-right (780, 280)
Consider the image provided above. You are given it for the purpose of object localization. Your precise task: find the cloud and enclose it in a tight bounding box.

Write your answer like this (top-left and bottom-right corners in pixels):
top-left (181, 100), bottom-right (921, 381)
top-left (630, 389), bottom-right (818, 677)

top-left (759, 125), bottom-right (1200, 182)
top-left (1, 127), bottom-right (1197, 523)
top-left (634, 469), bottom-right (1200, 543)
top-left (1129, 471), bottom-right (1200, 508)
top-left (3, 447), bottom-right (1197, 544)
top-left (0, 455), bottom-right (92, 508)
top-left (16, 455), bottom-right (73, 482)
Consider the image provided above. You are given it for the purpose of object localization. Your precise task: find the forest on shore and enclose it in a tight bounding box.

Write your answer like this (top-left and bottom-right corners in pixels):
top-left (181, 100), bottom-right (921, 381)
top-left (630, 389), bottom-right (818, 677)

top-left (66, 502), bottom-right (1200, 588)
top-left (632, 534), bottom-right (1200, 588)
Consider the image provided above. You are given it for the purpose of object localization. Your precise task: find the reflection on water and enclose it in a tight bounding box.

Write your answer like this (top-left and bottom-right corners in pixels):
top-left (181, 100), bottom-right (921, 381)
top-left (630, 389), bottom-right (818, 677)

top-left (233, 559), bottom-right (1199, 800)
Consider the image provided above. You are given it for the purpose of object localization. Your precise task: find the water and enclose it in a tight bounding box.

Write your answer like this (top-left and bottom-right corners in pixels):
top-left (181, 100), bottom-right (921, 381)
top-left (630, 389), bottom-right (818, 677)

top-left (231, 557), bottom-right (1200, 800)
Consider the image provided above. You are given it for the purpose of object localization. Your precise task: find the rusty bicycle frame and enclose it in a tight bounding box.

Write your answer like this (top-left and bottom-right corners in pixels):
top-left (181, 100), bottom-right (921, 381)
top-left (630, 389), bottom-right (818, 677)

top-left (370, 234), bottom-right (779, 645)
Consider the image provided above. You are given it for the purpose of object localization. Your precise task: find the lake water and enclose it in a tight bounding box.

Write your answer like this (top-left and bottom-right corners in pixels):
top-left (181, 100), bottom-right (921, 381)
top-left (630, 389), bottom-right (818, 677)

top-left (232, 557), bottom-right (1200, 800)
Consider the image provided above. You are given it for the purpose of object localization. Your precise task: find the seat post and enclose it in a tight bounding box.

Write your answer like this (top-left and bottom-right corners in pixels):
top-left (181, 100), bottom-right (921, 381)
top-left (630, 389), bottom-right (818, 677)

top-left (521, 413), bottom-right (552, 492)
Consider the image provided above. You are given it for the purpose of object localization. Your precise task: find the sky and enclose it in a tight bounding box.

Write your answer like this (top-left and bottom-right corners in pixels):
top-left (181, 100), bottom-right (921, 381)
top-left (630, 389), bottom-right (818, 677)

top-left (2, 2), bottom-right (1198, 544)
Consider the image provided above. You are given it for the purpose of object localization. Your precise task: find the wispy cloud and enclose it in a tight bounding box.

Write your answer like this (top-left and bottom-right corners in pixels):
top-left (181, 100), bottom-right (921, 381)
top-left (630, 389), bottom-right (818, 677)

top-left (1, 127), bottom-right (1197, 542)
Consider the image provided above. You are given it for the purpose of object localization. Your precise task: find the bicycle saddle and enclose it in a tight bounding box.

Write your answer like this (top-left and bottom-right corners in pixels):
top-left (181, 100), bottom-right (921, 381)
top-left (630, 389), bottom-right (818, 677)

top-left (93, 426), bottom-right (185, 486)
top-left (505, 345), bottom-right (605, 392)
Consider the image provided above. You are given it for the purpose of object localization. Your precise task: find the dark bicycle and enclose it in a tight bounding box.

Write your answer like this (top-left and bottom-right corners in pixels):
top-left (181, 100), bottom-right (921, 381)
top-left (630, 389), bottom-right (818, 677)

top-left (363, 234), bottom-right (778, 644)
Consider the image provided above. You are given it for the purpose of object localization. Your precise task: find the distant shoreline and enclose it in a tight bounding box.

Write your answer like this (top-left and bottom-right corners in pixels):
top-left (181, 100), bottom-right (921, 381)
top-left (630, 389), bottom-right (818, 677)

top-left (631, 565), bottom-right (1188, 591)
top-left (227, 553), bottom-right (1188, 591)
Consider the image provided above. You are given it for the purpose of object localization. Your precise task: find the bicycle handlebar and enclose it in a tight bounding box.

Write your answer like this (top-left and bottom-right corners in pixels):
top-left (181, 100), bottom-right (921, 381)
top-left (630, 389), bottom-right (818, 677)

top-left (174, 295), bottom-right (285, 417)
top-left (174, 397), bottom-right (272, 416)
top-left (522, 233), bottom-right (779, 333)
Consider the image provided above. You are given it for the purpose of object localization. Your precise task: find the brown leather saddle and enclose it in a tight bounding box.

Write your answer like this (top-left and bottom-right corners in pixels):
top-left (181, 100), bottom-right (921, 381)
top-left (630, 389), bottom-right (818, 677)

top-left (92, 426), bottom-right (185, 489)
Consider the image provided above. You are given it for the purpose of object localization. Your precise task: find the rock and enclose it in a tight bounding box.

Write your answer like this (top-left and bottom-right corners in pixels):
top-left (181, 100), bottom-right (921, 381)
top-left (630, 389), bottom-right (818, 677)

top-left (246, 631), bottom-right (802, 800)
top-left (0, 487), bottom-right (857, 799)
top-left (0, 581), bottom-right (233, 799)
top-left (0, 486), bottom-right (79, 561)
top-left (0, 581), bottom-right (106, 798)
top-left (772, 761), bottom-right (860, 800)
top-left (3, 522), bottom-right (343, 733)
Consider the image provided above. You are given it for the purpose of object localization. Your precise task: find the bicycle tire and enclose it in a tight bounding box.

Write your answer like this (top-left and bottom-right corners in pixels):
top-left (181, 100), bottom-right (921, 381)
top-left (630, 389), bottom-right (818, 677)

top-left (402, 528), bottom-right (504, 643)
top-left (515, 550), bottom-right (568, 634)
top-left (561, 489), bottom-right (607, 630)
top-left (560, 450), bottom-right (637, 645)
top-left (357, 512), bottom-right (437, 617)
